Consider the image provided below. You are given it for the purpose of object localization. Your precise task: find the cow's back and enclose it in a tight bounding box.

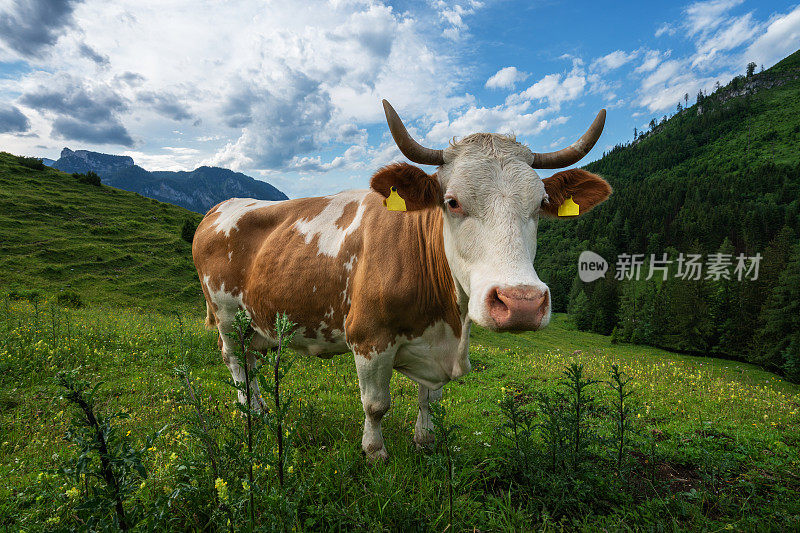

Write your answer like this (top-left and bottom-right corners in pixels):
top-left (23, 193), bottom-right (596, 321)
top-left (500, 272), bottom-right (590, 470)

top-left (193, 189), bottom-right (460, 359)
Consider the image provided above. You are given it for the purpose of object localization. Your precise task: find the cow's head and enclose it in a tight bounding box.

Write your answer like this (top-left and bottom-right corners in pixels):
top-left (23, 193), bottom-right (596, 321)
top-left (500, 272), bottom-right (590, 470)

top-left (371, 100), bottom-right (611, 332)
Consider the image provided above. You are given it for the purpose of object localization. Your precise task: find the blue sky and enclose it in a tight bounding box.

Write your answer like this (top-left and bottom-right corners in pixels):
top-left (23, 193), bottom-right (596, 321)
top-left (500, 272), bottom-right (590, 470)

top-left (1, 0), bottom-right (798, 198)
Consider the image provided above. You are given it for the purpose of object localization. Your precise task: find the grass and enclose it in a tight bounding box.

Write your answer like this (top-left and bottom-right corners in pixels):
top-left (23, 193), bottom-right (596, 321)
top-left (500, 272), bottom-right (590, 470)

top-left (2, 299), bottom-right (798, 530)
top-left (0, 152), bottom-right (203, 314)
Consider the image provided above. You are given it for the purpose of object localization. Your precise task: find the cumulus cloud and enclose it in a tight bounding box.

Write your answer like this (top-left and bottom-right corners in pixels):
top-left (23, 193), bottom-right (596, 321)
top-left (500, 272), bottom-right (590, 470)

top-left (426, 103), bottom-right (567, 144)
top-left (19, 74), bottom-right (133, 146)
top-left (51, 116), bottom-right (132, 146)
top-left (513, 70), bottom-right (587, 109)
top-left (0, 0), bottom-right (80, 58)
top-left (0, 105), bottom-right (30, 133)
top-left (0, 0), bottom-right (475, 181)
top-left (137, 91), bottom-right (193, 121)
top-left (288, 144), bottom-right (366, 172)
top-left (485, 67), bottom-right (529, 90)
top-left (433, 0), bottom-right (484, 40)
top-left (209, 68), bottom-right (333, 169)
top-left (78, 42), bottom-right (108, 66)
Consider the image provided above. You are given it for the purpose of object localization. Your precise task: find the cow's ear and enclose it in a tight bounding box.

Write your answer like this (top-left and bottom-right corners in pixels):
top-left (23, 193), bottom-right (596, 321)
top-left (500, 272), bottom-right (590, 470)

top-left (540, 169), bottom-right (611, 218)
top-left (370, 163), bottom-right (442, 211)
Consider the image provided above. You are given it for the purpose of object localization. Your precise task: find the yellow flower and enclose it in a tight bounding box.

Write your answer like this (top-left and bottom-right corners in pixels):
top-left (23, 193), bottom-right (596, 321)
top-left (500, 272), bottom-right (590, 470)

top-left (66, 487), bottom-right (80, 499)
top-left (242, 480), bottom-right (250, 490)
top-left (215, 477), bottom-right (228, 503)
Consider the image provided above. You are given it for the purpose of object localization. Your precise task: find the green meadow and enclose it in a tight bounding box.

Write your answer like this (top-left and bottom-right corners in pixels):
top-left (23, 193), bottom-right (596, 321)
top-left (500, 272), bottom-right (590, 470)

top-left (1, 153), bottom-right (799, 530)
top-left (1, 300), bottom-right (798, 530)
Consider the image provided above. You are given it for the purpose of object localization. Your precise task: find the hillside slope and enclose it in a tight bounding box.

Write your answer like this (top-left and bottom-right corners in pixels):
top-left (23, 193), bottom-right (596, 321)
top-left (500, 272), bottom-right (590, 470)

top-left (49, 147), bottom-right (288, 213)
top-left (535, 49), bottom-right (800, 377)
top-left (0, 153), bottom-right (205, 313)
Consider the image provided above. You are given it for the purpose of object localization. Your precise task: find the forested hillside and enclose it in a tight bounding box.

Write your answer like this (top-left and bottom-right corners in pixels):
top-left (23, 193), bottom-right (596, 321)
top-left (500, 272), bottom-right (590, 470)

top-left (536, 50), bottom-right (800, 380)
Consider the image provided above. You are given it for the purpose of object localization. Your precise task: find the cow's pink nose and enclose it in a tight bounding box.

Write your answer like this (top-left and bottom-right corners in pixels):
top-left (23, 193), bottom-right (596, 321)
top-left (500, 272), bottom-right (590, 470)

top-left (487, 286), bottom-right (549, 331)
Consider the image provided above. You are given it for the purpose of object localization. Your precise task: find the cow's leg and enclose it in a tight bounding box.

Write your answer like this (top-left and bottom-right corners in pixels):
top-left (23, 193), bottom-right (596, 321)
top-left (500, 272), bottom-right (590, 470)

top-left (353, 348), bottom-right (395, 462)
top-left (414, 384), bottom-right (443, 449)
top-left (217, 315), bottom-right (263, 411)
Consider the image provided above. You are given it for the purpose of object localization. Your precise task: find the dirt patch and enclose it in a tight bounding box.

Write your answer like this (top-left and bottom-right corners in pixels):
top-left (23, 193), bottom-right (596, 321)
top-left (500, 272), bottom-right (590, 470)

top-left (630, 450), bottom-right (702, 495)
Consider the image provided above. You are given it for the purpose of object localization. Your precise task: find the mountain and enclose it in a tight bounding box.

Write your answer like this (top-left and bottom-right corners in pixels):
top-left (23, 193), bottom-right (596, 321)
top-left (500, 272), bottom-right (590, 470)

top-left (535, 49), bottom-right (800, 379)
top-left (52, 147), bottom-right (134, 175)
top-left (46, 148), bottom-right (288, 213)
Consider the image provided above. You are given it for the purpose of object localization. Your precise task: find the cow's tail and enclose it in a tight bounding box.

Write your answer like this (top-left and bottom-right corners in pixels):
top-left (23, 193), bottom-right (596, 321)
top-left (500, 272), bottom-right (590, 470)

top-left (204, 302), bottom-right (217, 331)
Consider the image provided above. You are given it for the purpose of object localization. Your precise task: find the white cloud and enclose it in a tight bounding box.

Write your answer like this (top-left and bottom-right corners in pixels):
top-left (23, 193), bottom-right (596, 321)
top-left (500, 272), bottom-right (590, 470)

top-left (428, 61), bottom-right (585, 144)
top-left (635, 49), bottom-right (667, 73)
top-left (426, 103), bottom-right (568, 143)
top-left (633, 2), bottom-right (799, 113)
top-left (591, 50), bottom-right (639, 72)
top-left (637, 57), bottom-right (724, 112)
top-left (433, 0), bottom-right (484, 40)
top-left (742, 6), bottom-right (800, 70)
top-left (485, 66), bottom-right (528, 90)
top-left (692, 12), bottom-right (758, 67)
top-left (0, 0), bottom-right (474, 182)
top-left (513, 70), bottom-right (587, 109)
top-left (655, 23), bottom-right (676, 37)
top-left (684, 0), bottom-right (744, 37)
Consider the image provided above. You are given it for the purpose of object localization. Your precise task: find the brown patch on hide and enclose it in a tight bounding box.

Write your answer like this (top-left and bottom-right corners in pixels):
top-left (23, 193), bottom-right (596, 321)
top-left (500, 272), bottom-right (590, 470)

top-left (192, 191), bottom-right (460, 361)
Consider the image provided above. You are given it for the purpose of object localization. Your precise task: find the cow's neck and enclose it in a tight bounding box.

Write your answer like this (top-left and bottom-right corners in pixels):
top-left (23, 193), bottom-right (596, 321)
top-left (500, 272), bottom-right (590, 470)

top-left (409, 207), bottom-right (466, 337)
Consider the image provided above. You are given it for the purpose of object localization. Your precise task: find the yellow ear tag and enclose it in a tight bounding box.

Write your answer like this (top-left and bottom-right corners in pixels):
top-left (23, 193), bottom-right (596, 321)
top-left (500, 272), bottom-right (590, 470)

top-left (558, 196), bottom-right (580, 217)
top-left (384, 186), bottom-right (407, 211)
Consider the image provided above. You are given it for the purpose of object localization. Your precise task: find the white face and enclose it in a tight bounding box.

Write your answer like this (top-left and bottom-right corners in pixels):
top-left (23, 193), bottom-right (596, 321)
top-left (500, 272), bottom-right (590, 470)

top-left (438, 135), bottom-right (552, 331)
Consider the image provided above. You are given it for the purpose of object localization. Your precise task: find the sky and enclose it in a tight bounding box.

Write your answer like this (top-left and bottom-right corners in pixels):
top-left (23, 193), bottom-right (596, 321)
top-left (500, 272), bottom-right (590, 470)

top-left (0, 0), bottom-right (798, 198)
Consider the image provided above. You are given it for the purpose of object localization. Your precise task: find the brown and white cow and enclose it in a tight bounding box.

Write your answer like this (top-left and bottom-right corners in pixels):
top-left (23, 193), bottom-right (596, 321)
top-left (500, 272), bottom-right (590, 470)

top-left (192, 100), bottom-right (611, 461)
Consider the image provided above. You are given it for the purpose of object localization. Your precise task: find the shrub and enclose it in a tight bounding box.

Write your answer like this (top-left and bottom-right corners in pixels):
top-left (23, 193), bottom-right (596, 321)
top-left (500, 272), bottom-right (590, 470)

top-left (8, 289), bottom-right (41, 302)
top-left (57, 291), bottom-right (84, 309)
top-left (73, 171), bottom-right (103, 186)
top-left (17, 155), bottom-right (45, 170)
top-left (54, 370), bottom-right (161, 530)
top-left (181, 218), bottom-right (197, 244)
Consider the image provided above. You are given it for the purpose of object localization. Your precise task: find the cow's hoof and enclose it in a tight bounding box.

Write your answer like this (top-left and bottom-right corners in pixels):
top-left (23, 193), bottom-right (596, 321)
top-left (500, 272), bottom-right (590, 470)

top-left (414, 430), bottom-right (435, 450)
top-left (365, 446), bottom-right (389, 463)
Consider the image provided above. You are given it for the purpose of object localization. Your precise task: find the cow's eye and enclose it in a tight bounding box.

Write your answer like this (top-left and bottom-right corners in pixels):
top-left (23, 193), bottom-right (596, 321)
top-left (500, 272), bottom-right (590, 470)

top-left (444, 196), bottom-right (465, 215)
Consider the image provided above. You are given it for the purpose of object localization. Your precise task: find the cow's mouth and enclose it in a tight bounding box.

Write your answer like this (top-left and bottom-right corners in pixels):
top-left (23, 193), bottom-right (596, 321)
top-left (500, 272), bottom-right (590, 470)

top-left (486, 285), bottom-right (550, 332)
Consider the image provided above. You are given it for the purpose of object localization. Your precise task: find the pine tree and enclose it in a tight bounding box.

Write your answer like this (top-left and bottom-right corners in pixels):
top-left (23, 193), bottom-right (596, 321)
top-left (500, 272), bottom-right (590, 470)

top-left (569, 289), bottom-right (592, 331)
top-left (751, 243), bottom-right (800, 379)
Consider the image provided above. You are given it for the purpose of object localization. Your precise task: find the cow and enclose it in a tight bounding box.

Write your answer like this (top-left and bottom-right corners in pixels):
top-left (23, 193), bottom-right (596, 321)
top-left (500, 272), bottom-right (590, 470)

top-left (192, 100), bottom-right (611, 462)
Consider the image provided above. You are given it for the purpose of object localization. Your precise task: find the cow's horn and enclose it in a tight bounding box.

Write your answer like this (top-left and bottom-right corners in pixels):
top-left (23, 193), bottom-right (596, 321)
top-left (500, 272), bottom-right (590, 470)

top-left (382, 99), bottom-right (445, 166)
top-left (531, 109), bottom-right (606, 169)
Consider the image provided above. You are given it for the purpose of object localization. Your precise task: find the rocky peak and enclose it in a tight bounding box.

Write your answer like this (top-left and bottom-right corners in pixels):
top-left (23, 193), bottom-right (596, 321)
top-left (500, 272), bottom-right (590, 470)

top-left (55, 147), bottom-right (134, 175)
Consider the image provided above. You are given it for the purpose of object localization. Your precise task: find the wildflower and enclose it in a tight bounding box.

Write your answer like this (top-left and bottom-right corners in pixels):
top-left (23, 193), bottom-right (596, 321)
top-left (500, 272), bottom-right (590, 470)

top-left (215, 477), bottom-right (229, 503)
top-left (242, 479), bottom-right (250, 491)
top-left (66, 487), bottom-right (80, 499)
top-left (288, 465), bottom-right (294, 474)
